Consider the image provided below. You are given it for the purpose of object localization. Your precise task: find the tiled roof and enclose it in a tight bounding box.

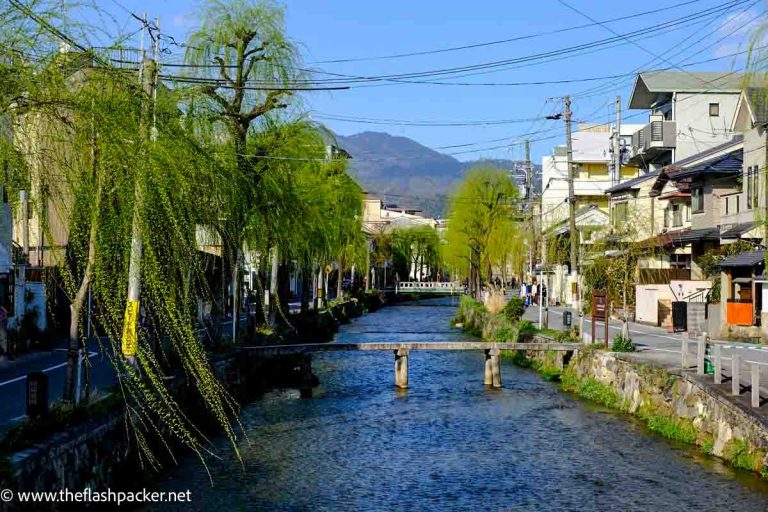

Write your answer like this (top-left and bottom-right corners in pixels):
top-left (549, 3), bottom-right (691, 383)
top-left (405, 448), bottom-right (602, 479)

top-left (670, 151), bottom-right (743, 181)
top-left (605, 171), bottom-right (659, 194)
top-left (720, 222), bottom-right (756, 239)
top-left (720, 250), bottom-right (766, 269)
top-left (668, 227), bottom-right (720, 244)
top-left (672, 135), bottom-right (743, 168)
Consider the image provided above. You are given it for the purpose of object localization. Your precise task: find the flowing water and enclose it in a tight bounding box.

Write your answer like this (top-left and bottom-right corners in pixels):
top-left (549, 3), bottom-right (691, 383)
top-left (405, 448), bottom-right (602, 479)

top-left (150, 298), bottom-right (768, 511)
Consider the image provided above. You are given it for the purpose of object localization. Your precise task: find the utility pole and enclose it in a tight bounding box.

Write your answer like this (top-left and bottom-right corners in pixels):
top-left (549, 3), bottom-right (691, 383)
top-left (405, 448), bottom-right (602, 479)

top-left (565, 96), bottom-right (578, 314)
top-left (612, 95), bottom-right (622, 186)
top-left (524, 139), bottom-right (533, 283)
top-left (524, 139), bottom-right (532, 202)
top-left (121, 16), bottom-right (156, 365)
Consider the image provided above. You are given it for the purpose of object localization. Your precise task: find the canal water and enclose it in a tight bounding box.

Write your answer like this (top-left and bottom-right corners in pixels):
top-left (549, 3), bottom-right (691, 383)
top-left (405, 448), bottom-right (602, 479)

top-left (150, 298), bottom-right (768, 511)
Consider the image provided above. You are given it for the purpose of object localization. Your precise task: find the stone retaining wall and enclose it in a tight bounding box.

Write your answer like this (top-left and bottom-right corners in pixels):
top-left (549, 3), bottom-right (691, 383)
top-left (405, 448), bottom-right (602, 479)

top-left (564, 349), bottom-right (768, 475)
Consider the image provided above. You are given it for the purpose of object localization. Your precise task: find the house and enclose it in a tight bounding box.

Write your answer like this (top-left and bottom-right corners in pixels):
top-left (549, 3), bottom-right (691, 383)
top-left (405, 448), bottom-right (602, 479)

top-left (719, 250), bottom-right (766, 339)
top-left (626, 71), bottom-right (743, 172)
top-left (723, 88), bottom-right (768, 244)
top-left (541, 124), bottom-right (642, 232)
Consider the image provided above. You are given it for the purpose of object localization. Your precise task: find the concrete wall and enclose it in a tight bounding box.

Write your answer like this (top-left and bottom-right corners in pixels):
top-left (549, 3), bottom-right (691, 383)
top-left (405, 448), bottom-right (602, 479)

top-left (674, 92), bottom-right (740, 161)
top-left (635, 280), bottom-right (711, 325)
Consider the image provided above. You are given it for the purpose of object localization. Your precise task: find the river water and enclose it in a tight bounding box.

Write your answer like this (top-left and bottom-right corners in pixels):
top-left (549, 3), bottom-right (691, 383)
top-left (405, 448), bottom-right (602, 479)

top-left (151, 298), bottom-right (768, 511)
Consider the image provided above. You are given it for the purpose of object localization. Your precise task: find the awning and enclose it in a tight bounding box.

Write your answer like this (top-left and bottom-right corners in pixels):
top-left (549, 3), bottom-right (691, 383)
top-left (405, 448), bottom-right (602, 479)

top-left (720, 250), bottom-right (766, 269)
top-left (721, 222), bottom-right (756, 239)
top-left (669, 227), bottom-right (720, 244)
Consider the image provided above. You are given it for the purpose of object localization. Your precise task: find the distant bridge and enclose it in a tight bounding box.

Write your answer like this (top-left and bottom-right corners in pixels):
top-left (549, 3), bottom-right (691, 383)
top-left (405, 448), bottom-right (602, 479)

top-left (242, 341), bottom-right (579, 390)
top-left (395, 281), bottom-right (462, 294)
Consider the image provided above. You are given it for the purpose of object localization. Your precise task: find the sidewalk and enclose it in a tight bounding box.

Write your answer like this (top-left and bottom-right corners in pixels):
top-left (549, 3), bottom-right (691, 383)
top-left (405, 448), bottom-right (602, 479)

top-left (523, 303), bottom-right (768, 408)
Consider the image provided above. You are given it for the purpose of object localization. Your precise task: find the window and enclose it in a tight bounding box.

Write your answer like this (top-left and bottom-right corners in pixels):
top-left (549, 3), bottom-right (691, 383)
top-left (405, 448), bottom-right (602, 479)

top-left (753, 166), bottom-right (760, 209)
top-left (663, 207), bottom-right (669, 228)
top-left (747, 166), bottom-right (755, 209)
top-left (726, 196), bottom-right (730, 216)
top-left (736, 195), bottom-right (740, 213)
top-left (709, 103), bottom-right (720, 117)
top-left (692, 187), bottom-right (704, 213)
top-left (613, 202), bottom-right (628, 226)
top-left (672, 204), bottom-right (682, 227)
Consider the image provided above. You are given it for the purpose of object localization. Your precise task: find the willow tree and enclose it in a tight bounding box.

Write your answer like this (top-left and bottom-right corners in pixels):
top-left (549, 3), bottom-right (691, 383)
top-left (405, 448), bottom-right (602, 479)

top-left (0, 35), bottom-right (242, 474)
top-left (183, 0), bottom-right (302, 339)
top-left (391, 225), bottom-right (442, 282)
top-left (444, 165), bottom-right (520, 298)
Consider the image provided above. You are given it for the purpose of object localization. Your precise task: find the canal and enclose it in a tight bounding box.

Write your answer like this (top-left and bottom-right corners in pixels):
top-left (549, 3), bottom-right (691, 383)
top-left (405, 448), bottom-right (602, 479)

top-left (150, 298), bottom-right (768, 510)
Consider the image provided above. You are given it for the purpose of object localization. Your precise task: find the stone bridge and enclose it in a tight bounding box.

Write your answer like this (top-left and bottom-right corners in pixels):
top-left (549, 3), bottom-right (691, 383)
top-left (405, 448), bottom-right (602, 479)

top-left (242, 342), bottom-right (579, 391)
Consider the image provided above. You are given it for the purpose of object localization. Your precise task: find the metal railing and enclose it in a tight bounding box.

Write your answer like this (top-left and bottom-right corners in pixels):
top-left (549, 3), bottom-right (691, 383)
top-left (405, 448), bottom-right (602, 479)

top-left (395, 281), bottom-right (461, 294)
top-left (681, 334), bottom-right (766, 408)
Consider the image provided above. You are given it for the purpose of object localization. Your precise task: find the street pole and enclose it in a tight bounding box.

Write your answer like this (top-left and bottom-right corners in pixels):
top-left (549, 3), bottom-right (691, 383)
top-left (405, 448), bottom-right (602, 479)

top-left (524, 139), bottom-right (532, 202)
top-left (612, 95), bottom-right (622, 186)
top-left (121, 19), bottom-right (155, 365)
top-left (565, 96), bottom-right (578, 309)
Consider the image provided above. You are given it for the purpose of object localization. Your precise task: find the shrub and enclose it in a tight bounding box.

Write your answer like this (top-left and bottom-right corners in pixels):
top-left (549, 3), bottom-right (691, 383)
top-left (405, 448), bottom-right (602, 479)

top-left (494, 327), bottom-right (517, 343)
top-left (611, 334), bottom-right (636, 353)
top-left (502, 297), bottom-right (526, 322)
top-left (516, 319), bottom-right (535, 334)
top-left (553, 330), bottom-right (575, 343)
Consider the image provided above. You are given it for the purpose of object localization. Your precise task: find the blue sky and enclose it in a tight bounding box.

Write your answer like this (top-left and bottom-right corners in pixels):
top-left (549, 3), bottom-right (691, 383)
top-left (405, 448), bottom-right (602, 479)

top-left (84, 0), bottom-right (760, 163)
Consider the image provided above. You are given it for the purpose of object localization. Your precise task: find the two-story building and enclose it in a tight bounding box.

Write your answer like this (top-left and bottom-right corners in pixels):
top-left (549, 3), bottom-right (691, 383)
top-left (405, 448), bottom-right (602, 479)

top-left (627, 71), bottom-right (743, 172)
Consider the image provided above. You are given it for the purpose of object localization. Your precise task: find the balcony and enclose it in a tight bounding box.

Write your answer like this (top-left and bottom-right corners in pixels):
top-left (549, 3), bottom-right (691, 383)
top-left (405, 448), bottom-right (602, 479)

top-left (627, 119), bottom-right (676, 166)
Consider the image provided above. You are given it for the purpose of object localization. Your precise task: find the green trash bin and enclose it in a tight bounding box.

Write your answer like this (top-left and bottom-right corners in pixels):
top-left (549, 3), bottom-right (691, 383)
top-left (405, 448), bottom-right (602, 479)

top-left (705, 343), bottom-right (714, 375)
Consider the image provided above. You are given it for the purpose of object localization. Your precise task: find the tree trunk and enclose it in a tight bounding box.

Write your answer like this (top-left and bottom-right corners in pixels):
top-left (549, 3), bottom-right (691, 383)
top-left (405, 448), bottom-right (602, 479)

top-left (64, 172), bottom-right (102, 402)
top-left (336, 254), bottom-right (344, 300)
top-left (268, 247), bottom-right (279, 325)
top-left (230, 246), bottom-right (242, 343)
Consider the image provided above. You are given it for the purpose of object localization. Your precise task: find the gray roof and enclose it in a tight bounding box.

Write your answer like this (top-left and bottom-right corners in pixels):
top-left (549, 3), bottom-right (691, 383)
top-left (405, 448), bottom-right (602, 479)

top-left (721, 222), bottom-right (757, 238)
top-left (672, 135), bottom-right (743, 168)
top-left (745, 88), bottom-right (768, 126)
top-left (629, 72), bottom-right (744, 109)
top-left (671, 227), bottom-right (720, 244)
top-left (720, 250), bottom-right (766, 269)
top-left (605, 171), bottom-right (659, 194)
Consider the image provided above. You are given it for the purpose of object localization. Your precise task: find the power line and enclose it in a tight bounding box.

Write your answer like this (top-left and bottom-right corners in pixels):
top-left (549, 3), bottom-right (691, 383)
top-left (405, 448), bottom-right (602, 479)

top-left (310, 0), bottom-right (712, 64)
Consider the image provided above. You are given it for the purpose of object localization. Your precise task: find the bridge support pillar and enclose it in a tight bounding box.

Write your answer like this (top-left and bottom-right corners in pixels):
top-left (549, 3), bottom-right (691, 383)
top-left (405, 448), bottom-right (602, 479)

top-left (394, 348), bottom-right (409, 389)
top-left (484, 347), bottom-right (502, 388)
top-left (299, 355), bottom-right (313, 398)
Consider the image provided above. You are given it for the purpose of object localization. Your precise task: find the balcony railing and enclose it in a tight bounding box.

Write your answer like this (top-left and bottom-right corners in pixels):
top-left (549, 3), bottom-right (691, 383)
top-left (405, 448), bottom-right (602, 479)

top-left (630, 120), bottom-right (676, 160)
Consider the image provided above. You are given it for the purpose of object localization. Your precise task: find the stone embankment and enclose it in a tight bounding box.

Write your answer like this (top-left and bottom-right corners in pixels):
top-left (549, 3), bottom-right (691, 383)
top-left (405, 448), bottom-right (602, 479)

top-left (456, 297), bottom-right (768, 478)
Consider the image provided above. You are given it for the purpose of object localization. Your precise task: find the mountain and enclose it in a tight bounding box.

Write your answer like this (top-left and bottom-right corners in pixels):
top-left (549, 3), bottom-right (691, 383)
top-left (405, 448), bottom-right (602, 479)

top-left (335, 131), bottom-right (542, 217)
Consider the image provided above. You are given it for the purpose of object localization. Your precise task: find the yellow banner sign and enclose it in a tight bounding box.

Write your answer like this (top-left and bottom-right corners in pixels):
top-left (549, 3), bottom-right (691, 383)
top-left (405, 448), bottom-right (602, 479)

top-left (121, 299), bottom-right (140, 356)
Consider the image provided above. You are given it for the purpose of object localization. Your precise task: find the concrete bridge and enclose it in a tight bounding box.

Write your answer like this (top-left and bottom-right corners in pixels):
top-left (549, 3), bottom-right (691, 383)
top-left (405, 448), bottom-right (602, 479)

top-left (242, 341), bottom-right (578, 391)
top-left (395, 282), bottom-right (462, 294)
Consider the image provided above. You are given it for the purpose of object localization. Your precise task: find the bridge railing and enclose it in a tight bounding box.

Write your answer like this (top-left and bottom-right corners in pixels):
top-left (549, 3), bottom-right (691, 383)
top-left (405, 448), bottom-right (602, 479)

top-left (395, 281), bottom-right (462, 294)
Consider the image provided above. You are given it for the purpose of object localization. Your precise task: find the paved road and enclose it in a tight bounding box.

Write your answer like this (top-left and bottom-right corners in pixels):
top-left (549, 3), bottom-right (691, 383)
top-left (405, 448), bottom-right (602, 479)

top-left (0, 342), bottom-right (116, 430)
top-left (524, 302), bottom-right (768, 393)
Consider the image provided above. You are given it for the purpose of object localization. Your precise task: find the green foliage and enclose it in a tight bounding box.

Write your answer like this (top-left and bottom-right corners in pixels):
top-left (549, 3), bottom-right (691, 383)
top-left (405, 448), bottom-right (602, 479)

top-left (443, 165), bottom-right (521, 295)
top-left (611, 334), bottom-right (636, 353)
top-left (725, 439), bottom-right (765, 472)
top-left (553, 330), bottom-right (576, 343)
top-left (644, 414), bottom-right (697, 444)
top-left (494, 327), bottom-right (517, 343)
top-left (561, 371), bottom-right (620, 408)
top-left (516, 320), bottom-right (536, 334)
top-left (502, 297), bottom-right (526, 322)
top-left (501, 350), bottom-right (532, 368)
top-left (390, 226), bottom-right (442, 282)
